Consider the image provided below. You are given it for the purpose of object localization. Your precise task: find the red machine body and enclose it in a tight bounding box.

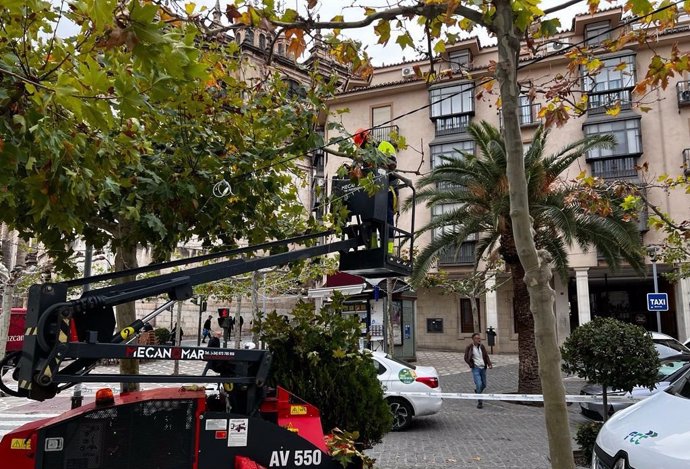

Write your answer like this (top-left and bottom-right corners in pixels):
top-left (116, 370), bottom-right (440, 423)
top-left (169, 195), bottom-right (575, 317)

top-left (0, 386), bottom-right (339, 469)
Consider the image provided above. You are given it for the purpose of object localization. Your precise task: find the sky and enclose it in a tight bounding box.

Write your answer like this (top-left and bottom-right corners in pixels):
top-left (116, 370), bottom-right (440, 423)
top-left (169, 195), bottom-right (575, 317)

top-left (53, 0), bottom-right (607, 66)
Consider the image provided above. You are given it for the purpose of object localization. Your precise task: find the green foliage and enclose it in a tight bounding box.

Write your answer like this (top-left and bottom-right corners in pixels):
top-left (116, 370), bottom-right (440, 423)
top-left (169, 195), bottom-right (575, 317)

top-left (575, 421), bottom-right (603, 462)
top-left (256, 294), bottom-right (392, 448)
top-left (561, 317), bottom-right (660, 392)
top-left (0, 2), bottom-right (334, 274)
top-left (153, 327), bottom-right (170, 345)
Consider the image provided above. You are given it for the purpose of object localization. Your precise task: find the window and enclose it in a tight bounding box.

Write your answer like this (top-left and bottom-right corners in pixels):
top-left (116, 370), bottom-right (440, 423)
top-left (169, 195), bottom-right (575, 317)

top-left (371, 105), bottom-right (397, 141)
top-left (459, 298), bottom-right (480, 333)
top-left (430, 140), bottom-right (475, 168)
top-left (448, 50), bottom-right (471, 72)
top-left (259, 34), bottom-right (266, 50)
top-left (584, 21), bottom-right (611, 48)
top-left (286, 79), bottom-right (306, 99)
top-left (584, 119), bottom-right (642, 159)
top-left (518, 95), bottom-right (541, 126)
top-left (427, 318), bottom-right (444, 333)
top-left (245, 30), bottom-right (254, 45)
top-left (430, 83), bottom-right (474, 135)
top-left (372, 105), bottom-right (391, 127)
top-left (583, 55), bottom-right (636, 111)
top-left (278, 43), bottom-right (284, 56)
top-left (432, 202), bottom-right (477, 266)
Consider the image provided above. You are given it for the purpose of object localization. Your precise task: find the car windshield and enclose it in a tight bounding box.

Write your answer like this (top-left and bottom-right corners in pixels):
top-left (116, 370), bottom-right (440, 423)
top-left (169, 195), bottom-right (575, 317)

top-left (667, 367), bottom-right (690, 399)
top-left (385, 354), bottom-right (416, 370)
top-left (657, 359), bottom-right (690, 381)
top-left (656, 343), bottom-right (685, 359)
top-left (654, 339), bottom-right (689, 354)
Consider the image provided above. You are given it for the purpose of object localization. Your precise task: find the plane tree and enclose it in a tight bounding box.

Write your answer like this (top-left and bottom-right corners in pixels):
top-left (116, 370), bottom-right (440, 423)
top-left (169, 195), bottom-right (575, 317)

top-left (0, 1), bottom-right (333, 388)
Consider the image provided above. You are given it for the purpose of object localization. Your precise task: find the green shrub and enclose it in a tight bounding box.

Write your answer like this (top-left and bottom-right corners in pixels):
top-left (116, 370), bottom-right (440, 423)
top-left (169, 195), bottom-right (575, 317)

top-left (153, 327), bottom-right (170, 345)
top-left (256, 294), bottom-right (392, 448)
top-left (576, 421), bottom-right (603, 462)
top-left (561, 317), bottom-right (659, 421)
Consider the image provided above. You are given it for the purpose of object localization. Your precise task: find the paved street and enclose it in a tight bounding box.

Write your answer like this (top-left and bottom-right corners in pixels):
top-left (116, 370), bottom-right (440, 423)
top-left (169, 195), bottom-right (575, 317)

top-left (366, 352), bottom-right (589, 469)
top-left (0, 347), bottom-right (589, 468)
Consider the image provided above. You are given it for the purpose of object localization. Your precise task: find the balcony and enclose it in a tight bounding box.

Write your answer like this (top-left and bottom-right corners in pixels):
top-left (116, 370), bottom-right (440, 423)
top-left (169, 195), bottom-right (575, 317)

top-left (437, 242), bottom-right (476, 266)
top-left (590, 156), bottom-right (638, 179)
top-left (434, 114), bottom-right (472, 136)
top-left (587, 89), bottom-right (632, 114)
top-left (684, 148), bottom-right (690, 176)
top-left (370, 124), bottom-right (399, 143)
top-left (677, 81), bottom-right (690, 108)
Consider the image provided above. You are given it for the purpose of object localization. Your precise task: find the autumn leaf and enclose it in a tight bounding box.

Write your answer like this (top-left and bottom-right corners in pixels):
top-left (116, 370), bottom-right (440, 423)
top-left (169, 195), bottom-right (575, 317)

top-left (396, 32), bottom-right (414, 49)
top-left (433, 40), bottom-right (446, 53)
top-left (374, 20), bottom-right (391, 45)
top-left (184, 2), bottom-right (196, 15)
top-left (285, 28), bottom-right (307, 58)
top-left (226, 4), bottom-right (242, 23)
top-left (605, 104), bottom-right (621, 116)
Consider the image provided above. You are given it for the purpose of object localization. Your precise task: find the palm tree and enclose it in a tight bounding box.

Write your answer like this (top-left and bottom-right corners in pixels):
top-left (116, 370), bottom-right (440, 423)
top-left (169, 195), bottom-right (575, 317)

top-left (411, 121), bottom-right (644, 394)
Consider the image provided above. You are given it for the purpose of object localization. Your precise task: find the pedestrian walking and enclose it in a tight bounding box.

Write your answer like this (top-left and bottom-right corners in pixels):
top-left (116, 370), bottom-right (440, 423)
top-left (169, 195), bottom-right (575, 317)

top-left (464, 332), bottom-right (493, 408)
top-left (202, 315), bottom-right (213, 343)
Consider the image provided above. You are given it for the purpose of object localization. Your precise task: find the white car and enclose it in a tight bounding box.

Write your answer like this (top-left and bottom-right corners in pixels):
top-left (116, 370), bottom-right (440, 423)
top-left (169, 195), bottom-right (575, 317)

top-left (593, 367), bottom-right (690, 469)
top-left (371, 351), bottom-right (442, 430)
top-left (650, 331), bottom-right (690, 358)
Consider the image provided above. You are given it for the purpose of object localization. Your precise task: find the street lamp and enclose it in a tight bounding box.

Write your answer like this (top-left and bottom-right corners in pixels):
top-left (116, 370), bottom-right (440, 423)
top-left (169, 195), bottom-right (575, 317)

top-left (647, 246), bottom-right (661, 333)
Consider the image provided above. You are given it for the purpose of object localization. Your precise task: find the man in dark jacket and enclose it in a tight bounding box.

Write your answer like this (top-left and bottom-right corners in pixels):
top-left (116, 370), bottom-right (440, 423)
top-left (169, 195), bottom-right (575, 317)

top-left (464, 332), bottom-right (493, 408)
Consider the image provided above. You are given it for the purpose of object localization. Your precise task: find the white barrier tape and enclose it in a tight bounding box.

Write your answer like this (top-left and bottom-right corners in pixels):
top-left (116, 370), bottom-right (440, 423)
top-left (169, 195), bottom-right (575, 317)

top-left (389, 391), bottom-right (641, 404)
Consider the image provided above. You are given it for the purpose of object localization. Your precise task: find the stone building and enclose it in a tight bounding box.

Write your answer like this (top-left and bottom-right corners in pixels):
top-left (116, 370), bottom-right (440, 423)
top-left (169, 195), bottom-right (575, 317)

top-left (324, 8), bottom-right (690, 353)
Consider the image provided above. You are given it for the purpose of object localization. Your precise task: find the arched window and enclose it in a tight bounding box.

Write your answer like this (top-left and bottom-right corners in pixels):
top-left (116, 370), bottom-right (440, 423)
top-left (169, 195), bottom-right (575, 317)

top-left (286, 79), bottom-right (306, 99)
top-left (259, 34), bottom-right (266, 50)
top-left (278, 43), bottom-right (284, 56)
top-left (245, 30), bottom-right (254, 45)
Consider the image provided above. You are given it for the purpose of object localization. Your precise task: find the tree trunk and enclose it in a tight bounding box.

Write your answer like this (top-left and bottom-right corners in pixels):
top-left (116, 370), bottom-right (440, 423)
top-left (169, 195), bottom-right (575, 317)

top-left (114, 245), bottom-right (140, 393)
top-left (493, 1), bottom-right (575, 468)
top-left (602, 384), bottom-right (609, 422)
top-left (511, 263), bottom-right (541, 394)
top-left (469, 295), bottom-right (480, 333)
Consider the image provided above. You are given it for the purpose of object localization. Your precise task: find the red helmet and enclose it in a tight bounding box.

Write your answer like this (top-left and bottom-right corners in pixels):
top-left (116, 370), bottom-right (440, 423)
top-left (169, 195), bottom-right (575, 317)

top-left (353, 128), bottom-right (370, 148)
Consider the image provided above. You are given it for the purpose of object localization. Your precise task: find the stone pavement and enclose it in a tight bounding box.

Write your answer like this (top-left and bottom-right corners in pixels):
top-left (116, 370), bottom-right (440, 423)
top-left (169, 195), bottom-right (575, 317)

top-left (0, 347), bottom-right (589, 468)
top-left (367, 349), bottom-right (589, 469)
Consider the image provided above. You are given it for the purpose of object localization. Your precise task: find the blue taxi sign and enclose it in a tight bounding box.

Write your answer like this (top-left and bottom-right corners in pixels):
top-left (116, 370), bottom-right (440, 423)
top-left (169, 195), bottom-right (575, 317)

top-left (647, 293), bottom-right (669, 312)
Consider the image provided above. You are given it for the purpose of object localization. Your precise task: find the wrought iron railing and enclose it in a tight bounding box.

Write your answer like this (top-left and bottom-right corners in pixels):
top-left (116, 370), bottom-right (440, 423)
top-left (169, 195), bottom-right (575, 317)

top-left (437, 242), bottom-right (476, 265)
top-left (587, 89), bottom-right (632, 114)
top-left (370, 125), bottom-right (399, 143)
top-left (590, 156), bottom-right (638, 179)
top-left (434, 114), bottom-right (472, 136)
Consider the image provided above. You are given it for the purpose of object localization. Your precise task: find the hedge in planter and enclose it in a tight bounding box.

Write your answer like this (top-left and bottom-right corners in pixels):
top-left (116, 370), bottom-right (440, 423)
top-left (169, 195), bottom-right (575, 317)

top-left (256, 294), bottom-right (392, 448)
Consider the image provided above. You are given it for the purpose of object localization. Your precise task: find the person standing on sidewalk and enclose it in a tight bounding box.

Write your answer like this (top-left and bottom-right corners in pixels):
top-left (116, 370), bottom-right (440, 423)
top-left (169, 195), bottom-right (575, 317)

top-left (464, 332), bottom-right (493, 408)
top-left (202, 315), bottom-right (213, 343)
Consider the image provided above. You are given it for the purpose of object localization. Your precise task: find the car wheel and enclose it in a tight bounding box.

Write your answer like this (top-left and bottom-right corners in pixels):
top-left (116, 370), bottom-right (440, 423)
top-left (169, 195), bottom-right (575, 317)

top-left (388, 398), bottom-right (413, 431)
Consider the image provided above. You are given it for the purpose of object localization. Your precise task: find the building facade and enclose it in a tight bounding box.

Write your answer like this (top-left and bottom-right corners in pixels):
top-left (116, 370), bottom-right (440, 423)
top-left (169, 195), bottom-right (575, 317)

top-left (325, 8), bottom-right (690, 353)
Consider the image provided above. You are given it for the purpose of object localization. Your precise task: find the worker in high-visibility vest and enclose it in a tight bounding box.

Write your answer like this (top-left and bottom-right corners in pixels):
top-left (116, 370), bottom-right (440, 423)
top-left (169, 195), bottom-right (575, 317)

top-left (377, 140), bottom-right (398, 255)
